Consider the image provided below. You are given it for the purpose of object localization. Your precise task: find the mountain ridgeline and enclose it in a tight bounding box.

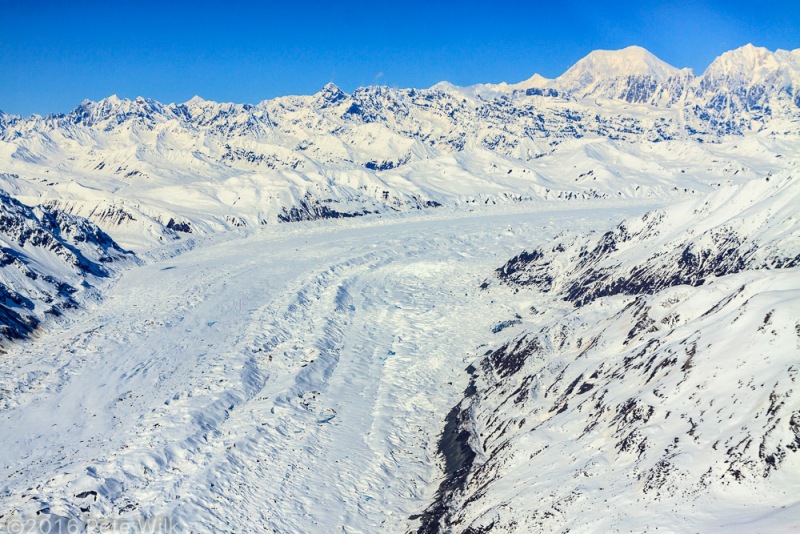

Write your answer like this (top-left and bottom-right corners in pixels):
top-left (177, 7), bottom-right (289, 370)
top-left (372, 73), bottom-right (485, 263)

top-left (0, 45), bottom-right (798, 251)
top-left (4, 45), bottom-right (799, 137)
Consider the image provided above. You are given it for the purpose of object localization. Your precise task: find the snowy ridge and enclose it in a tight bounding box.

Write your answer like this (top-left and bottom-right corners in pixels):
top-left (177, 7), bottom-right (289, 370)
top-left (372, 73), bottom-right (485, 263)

top-left (0, 45), bottom-right (798, 250)
top-left (0, 193), bottom-right (133, 342)
top-left (415, 175), bottom-right (800, 532)
top-left (495, 172), bottom-right (800, 305)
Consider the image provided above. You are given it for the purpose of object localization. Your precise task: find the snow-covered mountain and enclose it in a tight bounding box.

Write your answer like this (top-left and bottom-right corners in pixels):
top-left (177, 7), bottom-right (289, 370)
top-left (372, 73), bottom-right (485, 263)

top-left (697, 44), bottom-right (800, 133)
top-left (415, 174), bottom-right (800, 532)
top-left (547, 45), bottom-right (694, 105)
top-left (0, 193), bottom-right (133, 343)
top-left (0, 45), bottom-right (798, 250)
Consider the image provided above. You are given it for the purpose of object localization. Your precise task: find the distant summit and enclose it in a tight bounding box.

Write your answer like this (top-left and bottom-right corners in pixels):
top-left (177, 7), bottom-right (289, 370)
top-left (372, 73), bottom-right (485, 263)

top-left (557, 46), bottom-right (683, 91)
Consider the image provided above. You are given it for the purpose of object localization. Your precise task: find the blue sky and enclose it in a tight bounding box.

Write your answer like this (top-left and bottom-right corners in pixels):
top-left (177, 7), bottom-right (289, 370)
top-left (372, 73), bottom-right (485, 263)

top-left (1, 0), bottom-right (798, 116)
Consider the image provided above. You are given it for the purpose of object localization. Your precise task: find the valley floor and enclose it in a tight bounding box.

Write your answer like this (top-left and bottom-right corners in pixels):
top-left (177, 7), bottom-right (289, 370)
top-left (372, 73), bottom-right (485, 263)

top-left (0, 201), bottom-right (652, 532)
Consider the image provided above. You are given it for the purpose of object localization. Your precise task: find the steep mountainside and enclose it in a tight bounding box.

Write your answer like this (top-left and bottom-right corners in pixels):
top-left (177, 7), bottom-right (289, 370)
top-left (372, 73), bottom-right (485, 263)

top-left (0, 193), bottom-right (133, 343)
top-left (0, 45), bottom-right (798, 250)
top-left (415, 174), bottom-right (800, 532)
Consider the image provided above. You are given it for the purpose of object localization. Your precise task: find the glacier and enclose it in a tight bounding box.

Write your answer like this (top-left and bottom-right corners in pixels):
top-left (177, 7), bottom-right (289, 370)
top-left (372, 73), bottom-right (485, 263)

top-left (0, 44), bottom-right (798, 532)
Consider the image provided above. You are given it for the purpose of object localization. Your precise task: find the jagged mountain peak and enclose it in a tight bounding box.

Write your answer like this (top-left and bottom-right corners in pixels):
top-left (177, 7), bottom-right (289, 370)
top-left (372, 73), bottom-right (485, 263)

top-left (549, 46), bottom-right (691, 104)
top-left (70, 94), bottom-right (165, 123)
top-left (516, 72), bottom-right (551, 88)
top-left (694, 44), bottom-right (800, 122)
top-left (428, 80), bottom-right (459, 92)
top-left (705, 44), bottom-right (779, 74)
top-left (701, 43), bottom-right (800, 86)
top-left (185, 95), bottom-right (207, 105)
top-left (319, 81), bottom-right (347, 97)
top-left (86, 94), bottom-right (155, 108)
top-left (314, 82), bottom-right (349, 108)
top-left (75, 94), bottom-right (147, 109)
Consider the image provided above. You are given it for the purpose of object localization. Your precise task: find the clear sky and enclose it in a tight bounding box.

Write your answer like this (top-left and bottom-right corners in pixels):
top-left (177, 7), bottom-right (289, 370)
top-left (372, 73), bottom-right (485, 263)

top-left (1, 0), bottom-right (799, 116)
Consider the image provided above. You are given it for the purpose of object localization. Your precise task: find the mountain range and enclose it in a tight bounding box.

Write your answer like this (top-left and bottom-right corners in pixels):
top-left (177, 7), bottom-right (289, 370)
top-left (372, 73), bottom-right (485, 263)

top-left (0, 44), bottom-right (798, 251)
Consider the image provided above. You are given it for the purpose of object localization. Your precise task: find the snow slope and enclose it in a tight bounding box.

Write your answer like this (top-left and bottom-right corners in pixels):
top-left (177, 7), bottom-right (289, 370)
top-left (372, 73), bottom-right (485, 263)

top-left (419, 175), bottom-right (800, 532)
